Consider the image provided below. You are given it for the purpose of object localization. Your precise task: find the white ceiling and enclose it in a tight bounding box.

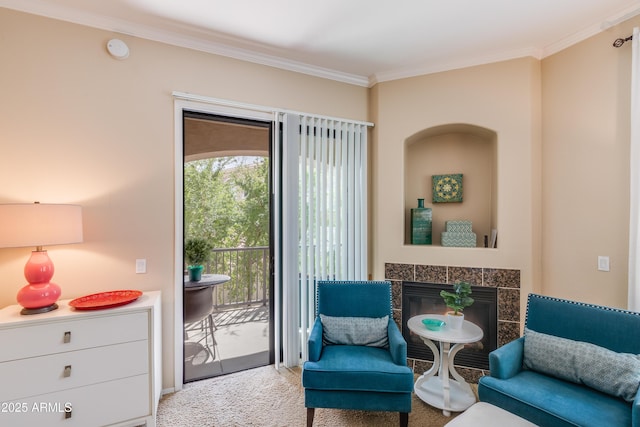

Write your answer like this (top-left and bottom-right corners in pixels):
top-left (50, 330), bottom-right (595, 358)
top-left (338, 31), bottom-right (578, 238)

top-left (3, 0), bottom-right (640, 86)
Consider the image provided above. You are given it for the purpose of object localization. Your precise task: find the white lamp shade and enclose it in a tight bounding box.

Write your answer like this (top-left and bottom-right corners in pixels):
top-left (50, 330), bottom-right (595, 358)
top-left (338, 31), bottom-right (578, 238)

top-left (0, 203), bottom-right (83, 248)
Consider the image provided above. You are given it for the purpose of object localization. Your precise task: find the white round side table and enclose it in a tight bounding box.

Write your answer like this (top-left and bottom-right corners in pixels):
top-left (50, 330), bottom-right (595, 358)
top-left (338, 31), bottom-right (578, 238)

top-left (407, 314), bottom-right (484, 416)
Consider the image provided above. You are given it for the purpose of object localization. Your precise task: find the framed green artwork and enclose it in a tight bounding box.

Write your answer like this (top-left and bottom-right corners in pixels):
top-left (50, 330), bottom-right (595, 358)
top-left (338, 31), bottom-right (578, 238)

top-left (432, 173), bottom-right (463, 203)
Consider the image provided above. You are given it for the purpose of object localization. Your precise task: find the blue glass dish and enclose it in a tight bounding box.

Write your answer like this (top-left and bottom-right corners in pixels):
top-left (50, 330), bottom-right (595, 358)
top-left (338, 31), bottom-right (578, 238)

top-left (422, 318), bottom-right (446, 331)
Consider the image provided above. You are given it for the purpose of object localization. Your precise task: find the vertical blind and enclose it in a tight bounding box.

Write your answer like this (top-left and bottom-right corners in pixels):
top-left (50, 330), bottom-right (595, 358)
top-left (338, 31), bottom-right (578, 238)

top-left (280, 113), bottom-right (370, 366)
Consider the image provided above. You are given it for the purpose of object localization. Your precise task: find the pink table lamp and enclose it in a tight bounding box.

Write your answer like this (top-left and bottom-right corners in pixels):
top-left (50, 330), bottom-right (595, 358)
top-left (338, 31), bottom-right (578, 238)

top-left (0, 202), bottom-right (83, 314)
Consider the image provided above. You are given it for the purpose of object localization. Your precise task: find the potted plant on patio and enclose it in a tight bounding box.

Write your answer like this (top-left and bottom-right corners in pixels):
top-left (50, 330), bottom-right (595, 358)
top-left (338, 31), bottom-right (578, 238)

top-left (185, 238), bottom-right (212, 282)
top-left (440, 281), bottom-right (474, 329)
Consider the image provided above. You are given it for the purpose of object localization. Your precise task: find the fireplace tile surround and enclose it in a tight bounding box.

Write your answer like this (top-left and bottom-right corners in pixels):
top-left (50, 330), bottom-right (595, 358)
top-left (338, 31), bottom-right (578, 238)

top-left (385, 262), bottom-right (521, 383)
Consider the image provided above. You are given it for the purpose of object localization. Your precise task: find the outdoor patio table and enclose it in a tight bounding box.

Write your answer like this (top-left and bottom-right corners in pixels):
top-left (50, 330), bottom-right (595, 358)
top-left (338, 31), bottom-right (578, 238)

top-left (184, 273), bottom-right (231, 290)
top-left (184, 274), bottom-right (231, 360)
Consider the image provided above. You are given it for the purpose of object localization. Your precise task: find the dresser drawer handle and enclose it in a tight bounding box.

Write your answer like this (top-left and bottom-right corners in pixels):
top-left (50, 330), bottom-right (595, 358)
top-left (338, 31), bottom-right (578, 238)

top-left (63, 331), bottom-right (71, 343)
top-left (63, 365), bottom-right (72, 377)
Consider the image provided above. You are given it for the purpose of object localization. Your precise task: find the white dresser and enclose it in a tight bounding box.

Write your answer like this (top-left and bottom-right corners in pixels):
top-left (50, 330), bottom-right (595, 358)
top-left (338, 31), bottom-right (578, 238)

top-left (0, 291), bottom-right (162, 427)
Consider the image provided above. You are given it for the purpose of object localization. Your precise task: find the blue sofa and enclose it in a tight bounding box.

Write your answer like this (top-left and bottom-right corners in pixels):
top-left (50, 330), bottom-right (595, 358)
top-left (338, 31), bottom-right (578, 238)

top-left (479, 293), bottom-right (640, 427)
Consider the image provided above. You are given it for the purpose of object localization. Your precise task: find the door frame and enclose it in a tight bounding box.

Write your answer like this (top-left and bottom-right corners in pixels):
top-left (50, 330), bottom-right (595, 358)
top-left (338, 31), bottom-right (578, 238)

top-left (173, 94), bottom-right (275, 390)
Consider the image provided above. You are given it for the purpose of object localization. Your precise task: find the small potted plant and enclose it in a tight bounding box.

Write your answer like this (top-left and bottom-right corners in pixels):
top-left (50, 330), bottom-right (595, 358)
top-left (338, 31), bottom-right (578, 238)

top-left (440, 281), bottom-right (474, 329)
top-left (184, 238), bottom-right (212, 282)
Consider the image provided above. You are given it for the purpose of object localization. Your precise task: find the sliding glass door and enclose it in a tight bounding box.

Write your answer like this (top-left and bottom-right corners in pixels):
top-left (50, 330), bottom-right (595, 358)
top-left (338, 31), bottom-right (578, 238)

top-left (182, 111), bottom-right (274, 382)
top-left (173, 94), bottom-right (371, 384)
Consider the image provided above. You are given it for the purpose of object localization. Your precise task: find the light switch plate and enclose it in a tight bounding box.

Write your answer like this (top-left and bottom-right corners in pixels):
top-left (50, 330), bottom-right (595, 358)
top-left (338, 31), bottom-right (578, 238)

top-left (135, 259), bottom-right (147, 274)
top-left (597, 256), bottom-right (610, 272)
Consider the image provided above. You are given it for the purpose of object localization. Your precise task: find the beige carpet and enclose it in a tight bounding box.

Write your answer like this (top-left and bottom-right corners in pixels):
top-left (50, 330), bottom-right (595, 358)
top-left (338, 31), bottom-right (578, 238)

top-left (157, 365), bottom-right (469, 426)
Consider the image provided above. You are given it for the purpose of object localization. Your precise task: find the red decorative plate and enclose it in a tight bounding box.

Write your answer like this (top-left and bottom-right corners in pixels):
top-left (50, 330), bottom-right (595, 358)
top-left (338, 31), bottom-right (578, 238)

top-left (69, 290), bottom-right (142, 310)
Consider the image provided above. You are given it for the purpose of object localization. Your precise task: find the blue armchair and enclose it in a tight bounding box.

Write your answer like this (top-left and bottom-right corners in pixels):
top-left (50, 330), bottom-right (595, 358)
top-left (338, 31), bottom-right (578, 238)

top-left (302, 280), bottom-right (414, 427)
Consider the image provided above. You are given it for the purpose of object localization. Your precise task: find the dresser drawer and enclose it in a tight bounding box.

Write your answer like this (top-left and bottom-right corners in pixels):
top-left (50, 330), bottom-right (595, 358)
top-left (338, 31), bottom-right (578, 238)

top-left (0, 311), bottom-right (148, 362)
top-left (0, 374), bottom-right (151, 427)
top-left (0, 339), bottom-right (149, 401)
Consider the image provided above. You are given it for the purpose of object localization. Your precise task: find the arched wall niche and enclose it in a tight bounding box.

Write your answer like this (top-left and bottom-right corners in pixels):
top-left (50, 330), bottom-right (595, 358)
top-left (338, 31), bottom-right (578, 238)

top-left (404, 123), bottom-right (498, 247)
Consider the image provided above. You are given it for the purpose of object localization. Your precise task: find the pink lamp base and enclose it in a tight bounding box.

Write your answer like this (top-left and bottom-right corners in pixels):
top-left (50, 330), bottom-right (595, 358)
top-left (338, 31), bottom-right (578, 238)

top-left (20, 303), bottom-right (59, 315)
top-left (17, 250), bottom-right (62, 315)
top-left (17, 282), bottom-right (61, 314)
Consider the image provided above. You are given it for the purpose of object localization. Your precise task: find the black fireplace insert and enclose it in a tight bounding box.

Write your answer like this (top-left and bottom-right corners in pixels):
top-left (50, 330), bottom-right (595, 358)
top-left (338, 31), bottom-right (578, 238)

top-left (402, 282), bottom-right (497, 370)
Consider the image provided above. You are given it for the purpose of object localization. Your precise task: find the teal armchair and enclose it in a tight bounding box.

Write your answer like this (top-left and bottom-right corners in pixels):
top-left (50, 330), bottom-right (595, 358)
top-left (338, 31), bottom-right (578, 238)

top-left (302, 281), bottom-right (414, 427)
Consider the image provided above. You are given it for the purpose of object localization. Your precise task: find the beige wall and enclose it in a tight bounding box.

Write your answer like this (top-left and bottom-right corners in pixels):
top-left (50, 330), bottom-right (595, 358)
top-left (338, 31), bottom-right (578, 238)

top-left (370, 58), bottom-right (542, 315)
top-left (0, 8), bottom-right (368, 391)
top-left (540, 16), bottom-right (640, 307)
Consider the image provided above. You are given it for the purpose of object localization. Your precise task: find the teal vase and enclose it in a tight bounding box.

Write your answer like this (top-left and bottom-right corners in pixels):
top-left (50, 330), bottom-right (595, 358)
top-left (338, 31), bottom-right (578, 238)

top-left (411, 198), bottom-right (432, 245)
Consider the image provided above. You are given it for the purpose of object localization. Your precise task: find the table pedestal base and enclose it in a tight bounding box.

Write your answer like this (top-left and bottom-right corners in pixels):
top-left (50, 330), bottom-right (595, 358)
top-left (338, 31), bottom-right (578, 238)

top-left (407, 315), bottom-right (483, 417)
top-left (414, 375), bottom-right (476, 416)
top-left (413, 334), bottom-right (477, 416)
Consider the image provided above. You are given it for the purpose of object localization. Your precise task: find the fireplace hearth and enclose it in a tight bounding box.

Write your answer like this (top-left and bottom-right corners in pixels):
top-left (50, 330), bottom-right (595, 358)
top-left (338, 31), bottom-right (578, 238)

top-left (402, 282), bottom-right (497, 370)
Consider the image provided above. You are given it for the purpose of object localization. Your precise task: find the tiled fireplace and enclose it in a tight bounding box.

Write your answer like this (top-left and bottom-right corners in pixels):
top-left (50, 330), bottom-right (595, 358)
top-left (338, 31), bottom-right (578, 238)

top-left (402, 281), bottom-right (497, 370)
top-left (385, 262), bottom-right (521, 383)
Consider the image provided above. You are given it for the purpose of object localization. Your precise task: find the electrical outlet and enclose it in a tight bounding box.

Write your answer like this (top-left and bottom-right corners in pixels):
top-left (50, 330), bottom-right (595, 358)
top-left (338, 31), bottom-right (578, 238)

top-left (597, 256), bottom-right (610, 272)
top-left (136, 259), bottom-right (147, 274)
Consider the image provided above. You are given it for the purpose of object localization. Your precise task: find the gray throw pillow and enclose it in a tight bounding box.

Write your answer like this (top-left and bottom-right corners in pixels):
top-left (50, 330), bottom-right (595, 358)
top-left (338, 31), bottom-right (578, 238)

top-left (320, 314), bottom-right (389, 348)
top-left (523, 328), bottom-right (640, 402)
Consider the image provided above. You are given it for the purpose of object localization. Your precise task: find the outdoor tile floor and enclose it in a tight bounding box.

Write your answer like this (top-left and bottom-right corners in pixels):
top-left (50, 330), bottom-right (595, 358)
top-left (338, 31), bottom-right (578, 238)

top-left (184, 304), bottom-right (269, 382)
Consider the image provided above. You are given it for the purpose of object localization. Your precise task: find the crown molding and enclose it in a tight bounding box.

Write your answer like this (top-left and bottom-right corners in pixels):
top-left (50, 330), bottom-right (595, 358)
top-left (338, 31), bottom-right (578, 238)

top-left (145, 29), bottom-right (371, 87)
top-left (542, 3), bottom-right (640, 57)
top-left (3, 0), bottom-right (640, 89)
top-left (370, 3), bottom-right (640, 86)
top-left (0, 1), bottom-right (370, 87)
top-left (370, 46), bottom-right (542, 86)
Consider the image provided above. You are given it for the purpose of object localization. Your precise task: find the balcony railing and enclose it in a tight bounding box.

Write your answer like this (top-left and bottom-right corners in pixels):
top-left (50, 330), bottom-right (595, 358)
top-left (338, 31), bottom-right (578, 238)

top-left (204, 246), bottom-right (270, 309)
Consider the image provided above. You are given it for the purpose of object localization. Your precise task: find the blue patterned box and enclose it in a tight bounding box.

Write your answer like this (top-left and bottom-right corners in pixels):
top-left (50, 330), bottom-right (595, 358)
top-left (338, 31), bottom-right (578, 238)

top-left (441, 232), bottom-right (477, 247)
top-left (445, 220), bottom-right (473, 233)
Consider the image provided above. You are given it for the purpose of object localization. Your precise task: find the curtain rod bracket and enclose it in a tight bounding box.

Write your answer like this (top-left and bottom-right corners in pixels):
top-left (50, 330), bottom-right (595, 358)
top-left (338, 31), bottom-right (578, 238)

top-left (613, 35), bottom-right (633, 48)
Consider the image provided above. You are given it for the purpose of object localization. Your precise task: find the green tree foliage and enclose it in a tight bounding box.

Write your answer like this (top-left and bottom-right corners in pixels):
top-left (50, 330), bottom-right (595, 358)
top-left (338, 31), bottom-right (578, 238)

top-left (230, 158), bottom-right (269, 248)
top-left (184, 157), bottom-right (269, 249)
